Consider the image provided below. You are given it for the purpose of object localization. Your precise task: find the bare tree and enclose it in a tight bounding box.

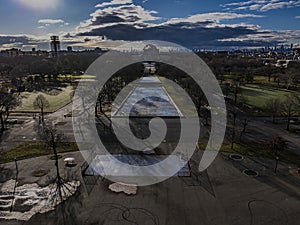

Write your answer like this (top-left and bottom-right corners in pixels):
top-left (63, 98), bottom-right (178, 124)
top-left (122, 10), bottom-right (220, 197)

top-left (281, 94), bottom-right (300, 131)
top-left (37, 123), bottom-right (64, 182)
top-left (96, 78), bottom-right (125, 127)
top-left (229, 74), bottom-right (243, 104)
top-left (241, 117), bottom-right (250, 133)
top-left (228, 126), bottom-right (239, 150)
top-left (0, 88), bottom-right (21, 132)
top-left (228, 105), bottom-right (241, 126)
top-left (36, 122), bottom-right (77, 225)
top-left (264, 98), bottom-right (282, 123)
top-left (280, 72), bottom-right (295, 90)
top-left (237, 111), bottom-right (250, 142)
top-left (36, 122), bottom-right (75, 204)
top-left (288, 61), bottom-right (300, 86)
top-left (33, 94), bottom-right (49, 123)
top-left (270, 135), bottom-right (287, 173)
top-left (270, 135), bottom-right (287, 154)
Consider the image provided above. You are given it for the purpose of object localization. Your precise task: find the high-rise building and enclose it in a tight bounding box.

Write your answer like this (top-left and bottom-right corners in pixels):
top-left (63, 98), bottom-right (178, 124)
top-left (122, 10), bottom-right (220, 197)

top-left (50, 36), bottom-right (60, 55)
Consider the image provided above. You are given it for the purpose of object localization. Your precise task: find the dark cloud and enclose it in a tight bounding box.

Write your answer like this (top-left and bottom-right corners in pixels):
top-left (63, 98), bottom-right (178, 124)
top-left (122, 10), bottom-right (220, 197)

top-left (79, 4), bottom-right (159, 29)
top-left (74, 4), bottom-right (286, 49)
top-left (91, 14), bottom-right (125, 25)
top-left (0, 35), bottom-right (49, 50)
top-left (77, 22), bottom-right (279, 49)
top-left (0, 36), bottom-right (29, 45)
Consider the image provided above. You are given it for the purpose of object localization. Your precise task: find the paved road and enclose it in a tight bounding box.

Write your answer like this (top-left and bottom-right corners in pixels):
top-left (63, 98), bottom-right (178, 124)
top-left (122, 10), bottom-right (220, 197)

top-left (243, 117), bottom-right (300, 155)
top-left (0, 102), bottom-right (75, 150)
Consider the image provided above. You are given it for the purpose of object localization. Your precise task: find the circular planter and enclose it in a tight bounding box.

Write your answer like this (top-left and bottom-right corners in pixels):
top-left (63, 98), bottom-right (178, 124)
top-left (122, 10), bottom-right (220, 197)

top-left (229, 154), bottom-right (244, 161)
top-left (243, 169), bottom-right (258, 177)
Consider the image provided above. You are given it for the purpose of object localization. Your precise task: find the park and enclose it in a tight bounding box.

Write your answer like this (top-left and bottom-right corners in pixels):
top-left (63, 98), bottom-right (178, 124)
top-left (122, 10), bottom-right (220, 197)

top-left (0, 48), bottom-right (300, 224)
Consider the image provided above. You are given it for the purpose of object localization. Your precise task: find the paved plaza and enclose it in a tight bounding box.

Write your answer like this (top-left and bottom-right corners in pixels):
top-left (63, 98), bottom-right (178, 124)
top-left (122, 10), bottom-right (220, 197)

top-left (1, 149), bottom-right (300, 225)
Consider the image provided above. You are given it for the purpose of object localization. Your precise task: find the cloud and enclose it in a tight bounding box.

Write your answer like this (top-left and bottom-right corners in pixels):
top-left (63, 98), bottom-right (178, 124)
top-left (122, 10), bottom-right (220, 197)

top-left (76, 5), bottom-right (261, 33)
top-left (165, 12), bottom-right (263, 24)
top-left (75, 22), bottom-right (272, 49)
top-left (1, 2), bottom-right (299, 51)
top-left (22, 44), bottom-right (38, 51)
top-left (37, 19), bottom-right (70, 29)
top-left (260, 1), bottom-right (298, 11)
top-left (218, 30), bottom-right (300, 44)
top-left (295, 15), bottom-right (300, 18)
top-left (96, 0), bottom-right (133, 8)
top-left (0, 34), bottom-right (50, 51)
top-left (77, 4), bottom-right (159, 32)
top-left (38, 19), bottom-right (65, 24)
top-left (249, 4), bottom-right (262, 10)
top-left (69, 3), bottom-right (299, 50)
top-left (222, 0), bottom-right (300, 12)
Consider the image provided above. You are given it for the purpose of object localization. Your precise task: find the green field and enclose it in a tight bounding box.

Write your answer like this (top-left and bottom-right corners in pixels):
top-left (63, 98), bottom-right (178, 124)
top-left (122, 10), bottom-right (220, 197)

top-left (15, 86), bottom-right (73, 113)
top-left (158, 76), bottom-right (198, 116)
top-left (253, 76), bottom-right (272, 83)
top-left (58, 74), bottom-right (96, 80)
top-left (240, 84), bottom-right (294, 109)
top-left (0, 141), bottom-right (78, 163)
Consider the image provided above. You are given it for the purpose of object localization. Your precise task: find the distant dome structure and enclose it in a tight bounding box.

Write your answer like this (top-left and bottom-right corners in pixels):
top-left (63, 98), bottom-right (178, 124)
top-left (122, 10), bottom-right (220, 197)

top-left (143, 44), bottom-right (159, 55)
top-left (142, 44), bottom-right (160, 61)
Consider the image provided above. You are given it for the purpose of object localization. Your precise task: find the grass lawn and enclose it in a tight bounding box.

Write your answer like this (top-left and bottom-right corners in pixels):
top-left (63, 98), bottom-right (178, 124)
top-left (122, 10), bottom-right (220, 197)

top-left (240, 84), bottom-right (294, 109)
top-left (58, 74), bottom-right (96, 80)
top-left (253, 76), bottom-right (274, 83)
top-left (15, 86), bottom-right (73, 113)
top-left (157, 76), bottom-right (198, 116)
top-left (0, 141), bottom-right (79, 163)
top-left (198, 142), bottom-right (300, 165)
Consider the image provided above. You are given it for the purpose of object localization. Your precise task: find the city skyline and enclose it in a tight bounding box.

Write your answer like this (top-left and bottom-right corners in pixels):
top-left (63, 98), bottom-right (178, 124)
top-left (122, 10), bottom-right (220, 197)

top-left (0, 0), bottom-right (300, 50)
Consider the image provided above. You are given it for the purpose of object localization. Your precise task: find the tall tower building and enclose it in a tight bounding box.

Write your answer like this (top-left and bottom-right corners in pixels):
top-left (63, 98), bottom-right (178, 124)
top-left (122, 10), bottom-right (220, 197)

top-left (50, 36), bottom-right (60, 55)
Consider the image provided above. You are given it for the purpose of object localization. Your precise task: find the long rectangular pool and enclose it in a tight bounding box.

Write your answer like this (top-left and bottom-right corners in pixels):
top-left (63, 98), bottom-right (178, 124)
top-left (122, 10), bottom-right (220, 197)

top-left (113, 86), bottom-right (182, 117)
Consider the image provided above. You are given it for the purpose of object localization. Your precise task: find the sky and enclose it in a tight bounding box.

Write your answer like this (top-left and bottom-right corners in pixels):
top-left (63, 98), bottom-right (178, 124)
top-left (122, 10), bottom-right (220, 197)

top-left (0, 0), bottom-right (300, 50)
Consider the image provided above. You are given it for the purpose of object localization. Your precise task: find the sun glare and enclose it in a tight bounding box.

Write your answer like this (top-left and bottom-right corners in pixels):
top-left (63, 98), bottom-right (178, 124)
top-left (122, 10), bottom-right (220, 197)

top-left (17, 0), bottom-right (60, 10)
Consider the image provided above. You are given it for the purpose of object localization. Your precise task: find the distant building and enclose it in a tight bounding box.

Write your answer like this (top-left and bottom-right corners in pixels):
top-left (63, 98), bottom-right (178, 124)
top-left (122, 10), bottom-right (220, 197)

top-left (50, 36), bottom-right (60, 55)
top-left (7, 48), bottom-right (22, 57)
top-left (143, 62), bottom-right (156, 74)
top-left (275, 60), bottom-right (297, 68)
top-left (0, 48), bottom-right (49, 57)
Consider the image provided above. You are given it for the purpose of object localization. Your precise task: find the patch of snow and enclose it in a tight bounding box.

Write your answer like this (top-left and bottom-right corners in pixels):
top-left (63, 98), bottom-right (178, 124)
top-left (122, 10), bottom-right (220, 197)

top-left (0, 179), bottom-right (80, 221)
top-left (108, 182), bottom-right (137, 195)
